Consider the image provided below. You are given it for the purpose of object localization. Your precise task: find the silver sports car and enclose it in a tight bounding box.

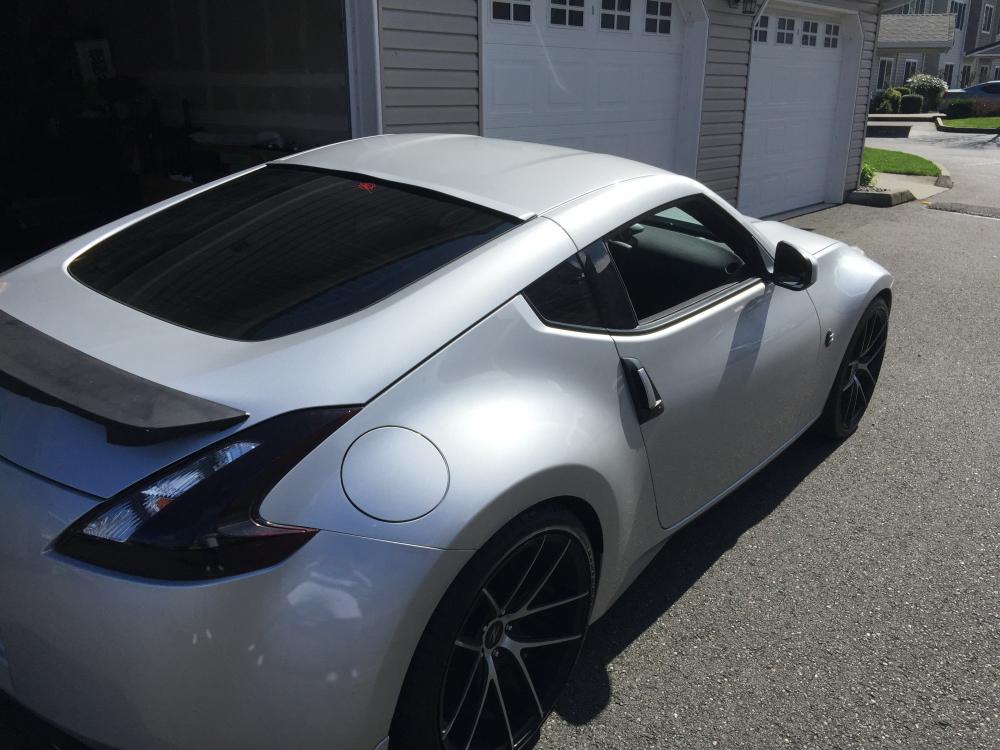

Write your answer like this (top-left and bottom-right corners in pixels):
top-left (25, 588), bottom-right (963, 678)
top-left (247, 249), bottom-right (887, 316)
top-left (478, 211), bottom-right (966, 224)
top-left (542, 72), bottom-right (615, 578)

top-left (0, 135), bottom-right (891, 750)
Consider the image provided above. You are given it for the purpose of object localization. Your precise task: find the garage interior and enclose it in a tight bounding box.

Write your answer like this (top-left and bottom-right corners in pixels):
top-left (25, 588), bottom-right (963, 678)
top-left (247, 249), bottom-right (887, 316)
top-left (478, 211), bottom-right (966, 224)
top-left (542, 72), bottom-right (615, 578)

top-left (2, 0), bottom-right (351, 272)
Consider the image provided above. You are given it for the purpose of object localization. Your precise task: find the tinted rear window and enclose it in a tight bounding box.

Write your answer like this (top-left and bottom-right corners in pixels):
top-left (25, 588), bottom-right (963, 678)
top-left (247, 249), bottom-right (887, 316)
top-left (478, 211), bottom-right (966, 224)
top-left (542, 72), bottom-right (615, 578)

top-left (69, 165), bottom-right (518, 341)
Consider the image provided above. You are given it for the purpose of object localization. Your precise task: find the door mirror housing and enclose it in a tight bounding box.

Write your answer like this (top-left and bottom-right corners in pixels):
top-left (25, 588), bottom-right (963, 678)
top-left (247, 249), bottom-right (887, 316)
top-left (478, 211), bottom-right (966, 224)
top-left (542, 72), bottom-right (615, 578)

top-left (771, 241), bottom-right (817, 290)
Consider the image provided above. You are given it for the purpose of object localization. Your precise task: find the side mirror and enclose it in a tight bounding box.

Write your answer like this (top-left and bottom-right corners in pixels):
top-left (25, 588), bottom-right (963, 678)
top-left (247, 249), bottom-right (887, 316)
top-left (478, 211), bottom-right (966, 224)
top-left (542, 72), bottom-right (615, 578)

top-left (772, 241), bottom-right (817, 290)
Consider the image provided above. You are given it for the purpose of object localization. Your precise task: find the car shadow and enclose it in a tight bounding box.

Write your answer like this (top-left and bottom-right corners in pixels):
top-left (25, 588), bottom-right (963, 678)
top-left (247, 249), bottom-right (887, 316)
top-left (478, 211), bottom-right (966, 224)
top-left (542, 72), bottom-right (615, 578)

top-left (552, 432), bottom-right (841, 726)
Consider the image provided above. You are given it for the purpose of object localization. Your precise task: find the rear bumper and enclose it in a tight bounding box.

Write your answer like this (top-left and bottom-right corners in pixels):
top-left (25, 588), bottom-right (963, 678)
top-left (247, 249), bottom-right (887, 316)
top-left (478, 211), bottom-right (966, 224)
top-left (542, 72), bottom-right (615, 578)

top-left (0, 456), bottom-right (471, 750)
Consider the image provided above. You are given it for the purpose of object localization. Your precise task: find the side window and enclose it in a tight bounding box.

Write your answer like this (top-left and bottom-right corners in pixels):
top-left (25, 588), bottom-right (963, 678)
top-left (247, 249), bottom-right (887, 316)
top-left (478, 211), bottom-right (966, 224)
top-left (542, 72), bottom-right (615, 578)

top-left (524, 242), bottom-right (636, 330)
top-left (524, 253), bottom-right (603, 329)
top-left (603, 194), bottom-right (759, 323)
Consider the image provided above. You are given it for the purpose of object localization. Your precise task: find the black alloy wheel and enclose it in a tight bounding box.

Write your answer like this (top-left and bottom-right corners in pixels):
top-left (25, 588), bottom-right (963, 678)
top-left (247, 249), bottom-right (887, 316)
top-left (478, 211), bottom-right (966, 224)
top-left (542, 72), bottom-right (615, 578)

top-left (391, 506), bottom-right (596, 750)
top-left (816, 297), bottom-right (889, 438)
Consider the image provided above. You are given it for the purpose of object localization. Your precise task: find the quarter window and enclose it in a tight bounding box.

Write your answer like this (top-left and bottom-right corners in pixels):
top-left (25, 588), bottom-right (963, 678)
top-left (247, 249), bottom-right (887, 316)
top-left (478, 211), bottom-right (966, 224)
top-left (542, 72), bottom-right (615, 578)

top-left (823, 23), bottom-right (839, 48)
top-left (645, 1), bottom-right (672, 34)
top-left (754, 15), bottom-right (769, 43)
top-left (776, 17), bottom-right (795, 45)
top-left (601, 194), bottom-right (759, 324)
top-left (551, 0), bottom-right (585, 26)
top-left (601, 0), bottom-right (632, 30)
top-left (801, 20), bottom-right (819, 46)
top-left (492, 1), bottom-right (531, 22)
top-left (524, 254), bottom-right (604, 329)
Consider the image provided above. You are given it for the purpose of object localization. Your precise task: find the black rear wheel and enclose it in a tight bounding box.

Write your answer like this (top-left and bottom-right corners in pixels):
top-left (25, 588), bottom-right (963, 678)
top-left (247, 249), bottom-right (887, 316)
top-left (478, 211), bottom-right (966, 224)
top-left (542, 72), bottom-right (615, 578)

top-left (815, 297), bottom-right (889, 439)
top-left (392, 505), bottom-right (596, 750)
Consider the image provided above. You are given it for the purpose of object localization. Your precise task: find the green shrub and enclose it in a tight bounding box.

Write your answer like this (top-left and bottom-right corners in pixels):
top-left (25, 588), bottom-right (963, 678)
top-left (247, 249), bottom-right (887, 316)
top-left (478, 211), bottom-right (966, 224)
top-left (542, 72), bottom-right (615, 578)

top-left (944, 98), bottom-right (976, 118)
top-left (906, 73), bottom-right (947, 111)
top-left (900, 94), bottom-right (924, 114)
top-left (860, 162), bottom-right (876, 188)
top-left (882, 88), bottom-right (903, 112)
top-left (895, 86), bottom-right (911, 96)
top-left (876, 99), bottom-right (894, 114)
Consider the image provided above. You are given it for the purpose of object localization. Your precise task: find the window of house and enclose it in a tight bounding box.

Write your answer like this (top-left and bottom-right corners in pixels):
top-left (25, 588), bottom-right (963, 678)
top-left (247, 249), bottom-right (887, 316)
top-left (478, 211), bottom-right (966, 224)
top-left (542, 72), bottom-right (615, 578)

top-left (994, 65), bottom-right (1000, 81)
top-left (776, 17), bottom-right (795, 44)
top-left (983, 4), bottom-right (994, 32)
top-left (960, 63), bottom-right (973, 86)
top-left (493, 1), bottom-right (532, 22)
top-left (801, 20), bottom-right (819, 46)
top-left (908, 0), bottom-right (926, 12)
top-left (824, 23), bottom-right (840, 48)
top-left (645, 1), bottom-right (672, 34)
top-left (754, 15), bottom-right (769, 43)
top-left (904, 59), bottom-right (918, 82)
top-left (601, 195), bottom-right (761, 324)
top-left (877, 58), bottom-right (894, 89)
top-left (980, 64), bottom-right (990, 82)
top-left (551, 0), bottom-right (585, 26)
top-left (951, 1), bottom-right (966, 30)
top-left (601, 0), bottom-right (632, 31)
top-left (943, 62), bottom-right (955, 86)
top-left (68, 166), bottom-right (518, 341)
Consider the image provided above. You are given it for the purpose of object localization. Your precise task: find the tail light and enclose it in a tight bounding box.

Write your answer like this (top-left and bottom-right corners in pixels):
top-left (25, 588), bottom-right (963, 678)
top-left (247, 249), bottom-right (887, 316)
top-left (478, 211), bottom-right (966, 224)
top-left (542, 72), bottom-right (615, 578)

top-left (55, 407), bottom-right (358, 580)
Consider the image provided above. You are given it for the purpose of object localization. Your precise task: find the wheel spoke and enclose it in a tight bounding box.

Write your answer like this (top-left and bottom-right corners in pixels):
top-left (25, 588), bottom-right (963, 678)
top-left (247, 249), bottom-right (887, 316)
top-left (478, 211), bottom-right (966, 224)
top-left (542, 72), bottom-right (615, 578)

top-left (510, 647), bottom-right (544, 719)
top-left (517, 538), bottom-right (571, 615)
top-left (481, 587), bottom-right (502, 616)
top-left (488, 657), bottom-right (516, 750)
top-left (507, 591), bottom-right (590, 622)
top-left (442, 656), bottom-right (485, 740)
top-left (509, 633), bottom-right (583, 650)
top-left (855, 365), bottom-right (877, 393)
top-left (462, 669), bottom-right (492, 750)
top-left (454, 636), bottom-right (481, 653)
top-left (859, 338), bottom-right (886, 366)
top-left (861, 318), bottom-right (887, 357)
top-left (501, 537), bottom-right (546, 614)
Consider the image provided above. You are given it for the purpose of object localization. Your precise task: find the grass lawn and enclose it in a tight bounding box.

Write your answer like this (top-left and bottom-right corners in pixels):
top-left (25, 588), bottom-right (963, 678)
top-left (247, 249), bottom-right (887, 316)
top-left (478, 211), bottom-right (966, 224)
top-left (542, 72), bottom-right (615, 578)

top-left (863, 147), bottom-right (941, 177)
top-left (941, 117), bottom-right (1000, 129)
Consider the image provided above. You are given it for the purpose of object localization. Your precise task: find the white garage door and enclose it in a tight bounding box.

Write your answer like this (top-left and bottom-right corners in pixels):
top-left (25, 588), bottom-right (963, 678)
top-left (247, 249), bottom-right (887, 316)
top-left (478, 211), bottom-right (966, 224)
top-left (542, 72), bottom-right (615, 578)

top-left (739, 5), bottom-right (848, 218)
top-left (483, 0), bottom-right (688, 171)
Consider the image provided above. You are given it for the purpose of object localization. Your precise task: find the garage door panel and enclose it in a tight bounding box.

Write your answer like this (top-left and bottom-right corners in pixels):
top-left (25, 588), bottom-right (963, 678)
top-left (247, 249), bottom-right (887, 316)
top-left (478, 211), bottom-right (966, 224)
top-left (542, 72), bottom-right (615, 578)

top-left (739, 4), bottom-right (848, 217)
top-left (484, 5), bottom-right (688, 171)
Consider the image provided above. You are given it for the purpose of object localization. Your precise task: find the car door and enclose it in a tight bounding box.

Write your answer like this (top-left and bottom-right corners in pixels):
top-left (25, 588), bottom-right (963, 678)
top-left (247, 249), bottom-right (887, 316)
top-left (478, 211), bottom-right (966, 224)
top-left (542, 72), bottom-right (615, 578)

top-left (600, 193), bottom-right (822, 530)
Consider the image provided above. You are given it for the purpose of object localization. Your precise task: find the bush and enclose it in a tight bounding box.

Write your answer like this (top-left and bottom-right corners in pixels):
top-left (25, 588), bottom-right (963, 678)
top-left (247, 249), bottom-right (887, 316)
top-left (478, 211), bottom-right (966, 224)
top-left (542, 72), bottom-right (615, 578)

top-left (860, 162), bottom-right (876, 188)
top-left (876, 99), bottom-right (894, 114)
top-left (905, 73), bottom-right (947, 112)
top-left (895, 86), bottom-right (911, 96)
top-left (870, 89), bottom-right (886, 113)
top-left (882, 88), bottom-right (903, 112)
top-left (900, 94), bottom-right (924, 114)
top-left (944, 98), bottom-right (975, 118)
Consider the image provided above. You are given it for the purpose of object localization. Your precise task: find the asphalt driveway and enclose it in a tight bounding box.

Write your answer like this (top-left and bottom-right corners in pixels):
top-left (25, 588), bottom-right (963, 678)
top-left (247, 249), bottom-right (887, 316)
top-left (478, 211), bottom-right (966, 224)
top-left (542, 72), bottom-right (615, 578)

top-left (2, 138), bottom-right (999, 749)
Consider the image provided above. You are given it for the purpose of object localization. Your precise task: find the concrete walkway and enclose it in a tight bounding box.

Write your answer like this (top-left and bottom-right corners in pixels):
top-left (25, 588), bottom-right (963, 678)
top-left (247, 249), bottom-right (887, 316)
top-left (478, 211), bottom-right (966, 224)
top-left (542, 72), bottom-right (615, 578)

top-left (866, 123), bottom-right (1000, 210)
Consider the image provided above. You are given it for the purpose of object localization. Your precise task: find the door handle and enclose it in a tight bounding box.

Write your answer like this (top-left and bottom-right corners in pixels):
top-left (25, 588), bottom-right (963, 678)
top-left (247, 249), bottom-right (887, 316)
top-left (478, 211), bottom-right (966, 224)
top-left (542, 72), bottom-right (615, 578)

top-left (621, 358), bottom-right (664, 423)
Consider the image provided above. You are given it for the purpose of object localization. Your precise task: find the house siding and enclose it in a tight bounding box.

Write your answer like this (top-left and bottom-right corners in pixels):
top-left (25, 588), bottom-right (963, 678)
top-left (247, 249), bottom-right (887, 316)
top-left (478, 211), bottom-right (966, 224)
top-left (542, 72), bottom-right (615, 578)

top-left (379, 0), bottom-right (479, 134)
top-left (377, 0), bottom-right (881, 204)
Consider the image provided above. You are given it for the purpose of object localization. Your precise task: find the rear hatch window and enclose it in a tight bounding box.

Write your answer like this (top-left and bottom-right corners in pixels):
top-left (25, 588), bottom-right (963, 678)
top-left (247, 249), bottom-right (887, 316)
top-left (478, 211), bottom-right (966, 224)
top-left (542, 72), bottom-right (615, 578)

top-left (69, 165), bottom-right (517, 341)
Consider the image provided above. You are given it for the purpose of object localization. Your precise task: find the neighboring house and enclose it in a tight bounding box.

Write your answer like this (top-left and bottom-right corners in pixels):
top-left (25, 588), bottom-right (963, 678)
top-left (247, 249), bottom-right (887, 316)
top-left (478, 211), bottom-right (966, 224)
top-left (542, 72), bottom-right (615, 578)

top-left (877, 0), bottom-right (1000, 87)
top-left (350, 0), bottom-right (886, 220)
top-left (874, 13), bottom-right (956, 87)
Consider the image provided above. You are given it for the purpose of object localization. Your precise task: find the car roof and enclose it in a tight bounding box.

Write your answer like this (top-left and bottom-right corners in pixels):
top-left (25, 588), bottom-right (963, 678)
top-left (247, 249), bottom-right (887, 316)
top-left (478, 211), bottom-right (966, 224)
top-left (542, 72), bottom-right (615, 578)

top-left (277, 133), bottom-right (668, 219)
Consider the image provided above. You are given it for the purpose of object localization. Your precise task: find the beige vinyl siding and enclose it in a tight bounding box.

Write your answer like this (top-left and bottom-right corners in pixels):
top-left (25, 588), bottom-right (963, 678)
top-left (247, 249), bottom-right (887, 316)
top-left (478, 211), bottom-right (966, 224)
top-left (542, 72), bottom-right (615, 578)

top-left (380, 0), bottom-right (479, 134)
top-left (847, 3), bottom-right (881, 194)
top-left (696, 1), bottom-right (752, 202)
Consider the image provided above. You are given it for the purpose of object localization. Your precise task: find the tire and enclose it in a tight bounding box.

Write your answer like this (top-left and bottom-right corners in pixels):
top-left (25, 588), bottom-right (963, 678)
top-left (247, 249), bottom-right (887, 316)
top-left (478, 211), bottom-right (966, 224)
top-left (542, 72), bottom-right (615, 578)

top-left (814, 297), bottom-right (890, 439)
top-left (390, 504), bottom-right (596, 750)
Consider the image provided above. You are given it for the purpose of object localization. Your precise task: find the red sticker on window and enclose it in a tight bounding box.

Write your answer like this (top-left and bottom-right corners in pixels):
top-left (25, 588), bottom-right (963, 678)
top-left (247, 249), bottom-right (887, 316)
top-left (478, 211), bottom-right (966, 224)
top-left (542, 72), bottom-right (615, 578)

top-left (356, 182), bottom-right (376, 193)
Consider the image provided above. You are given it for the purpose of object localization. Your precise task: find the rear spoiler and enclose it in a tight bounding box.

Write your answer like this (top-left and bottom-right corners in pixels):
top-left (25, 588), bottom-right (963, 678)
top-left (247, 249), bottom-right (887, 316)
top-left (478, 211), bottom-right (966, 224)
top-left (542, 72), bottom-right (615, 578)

top-left (0, 310), bottom-right (248, 446)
